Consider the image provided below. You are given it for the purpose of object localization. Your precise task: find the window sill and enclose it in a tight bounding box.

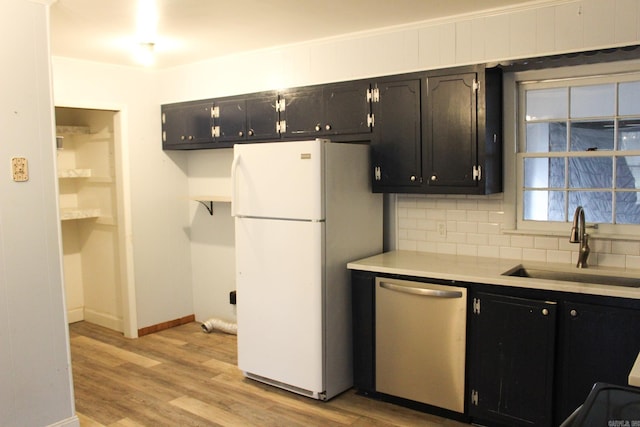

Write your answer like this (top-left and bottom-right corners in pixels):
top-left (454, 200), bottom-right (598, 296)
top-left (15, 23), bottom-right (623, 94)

top-left (503, 229), bottom-right (640, 241)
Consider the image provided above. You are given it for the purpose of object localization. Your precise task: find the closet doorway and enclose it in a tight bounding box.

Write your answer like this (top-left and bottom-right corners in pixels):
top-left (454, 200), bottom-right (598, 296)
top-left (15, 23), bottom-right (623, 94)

top-left (55, 107), bottom-right (136, 337)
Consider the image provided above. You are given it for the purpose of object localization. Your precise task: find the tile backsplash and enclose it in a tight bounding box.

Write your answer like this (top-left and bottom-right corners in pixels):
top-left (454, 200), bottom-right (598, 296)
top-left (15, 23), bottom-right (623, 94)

top-left (396, 194), bottom-right (640, 270)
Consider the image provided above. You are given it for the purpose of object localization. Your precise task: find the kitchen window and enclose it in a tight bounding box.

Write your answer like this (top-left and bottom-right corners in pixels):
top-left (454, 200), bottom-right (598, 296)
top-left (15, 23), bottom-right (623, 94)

top-left (516, 69), bottom-right (640, 236)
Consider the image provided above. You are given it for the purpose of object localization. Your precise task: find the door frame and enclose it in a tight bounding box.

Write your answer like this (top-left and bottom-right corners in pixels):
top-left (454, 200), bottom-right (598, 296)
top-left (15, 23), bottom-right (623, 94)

top-left (55, 102), bottom-right (138, 338)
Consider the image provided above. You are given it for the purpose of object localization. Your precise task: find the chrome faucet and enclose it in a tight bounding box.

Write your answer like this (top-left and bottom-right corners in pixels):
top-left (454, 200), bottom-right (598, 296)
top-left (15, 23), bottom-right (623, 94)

top-left (569, 206), bottom-right (590, 268)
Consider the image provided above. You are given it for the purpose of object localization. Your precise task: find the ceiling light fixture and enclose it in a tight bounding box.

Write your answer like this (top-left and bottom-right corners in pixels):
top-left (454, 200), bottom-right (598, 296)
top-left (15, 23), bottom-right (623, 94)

top-left (133, 0), bottom-right (158, 66)
top-left (135, 42), bottom-right (155, 66)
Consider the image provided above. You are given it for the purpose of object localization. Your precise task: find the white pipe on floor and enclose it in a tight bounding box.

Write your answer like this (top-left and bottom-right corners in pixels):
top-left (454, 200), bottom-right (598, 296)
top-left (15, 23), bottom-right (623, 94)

top-left (200, 318), bottom-right (237, 335)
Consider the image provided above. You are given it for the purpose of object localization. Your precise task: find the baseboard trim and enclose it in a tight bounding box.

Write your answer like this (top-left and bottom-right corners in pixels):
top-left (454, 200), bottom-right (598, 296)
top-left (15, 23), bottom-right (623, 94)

top-left (46, 414), bottom-right (80, 427)
top-left (84, 308), bottom-right (123, 333)
top-left (66, 308), bottom-right (84, 324)
top-left (137, 314), bottom-right (195, 337)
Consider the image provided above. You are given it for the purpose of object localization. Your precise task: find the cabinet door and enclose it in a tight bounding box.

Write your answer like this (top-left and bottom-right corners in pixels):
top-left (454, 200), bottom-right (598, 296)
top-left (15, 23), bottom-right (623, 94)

top-left (468, 292), bottom-right (556, 427)
top-left (424, 72), bottom-right (478, 189)
top-left (555, 302), bottom-right (640, 424)
top-left (162, 101), bottom-right (214, 148)
top-left (324, 81), bottom-right (371, 136)
top-left (246, 92), bottom-right (279, 141)
top-left (280, 86), bottom-right (324, 138)
top-left (215, 98), bottom-right (246, 142)
top-left (371, 78), bottom-right (422, 192)
top-left (161, 104), bottom-right (186, 148)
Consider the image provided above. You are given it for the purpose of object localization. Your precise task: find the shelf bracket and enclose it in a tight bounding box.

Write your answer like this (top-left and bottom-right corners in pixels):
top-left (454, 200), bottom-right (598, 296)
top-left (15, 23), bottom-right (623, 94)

top-left (197, 200), bottom-right (214, 215)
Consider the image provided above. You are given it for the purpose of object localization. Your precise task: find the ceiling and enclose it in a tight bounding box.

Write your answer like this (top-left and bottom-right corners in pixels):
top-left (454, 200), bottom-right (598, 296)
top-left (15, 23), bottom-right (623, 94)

top-left (50, 0), bottom-right (534, 69)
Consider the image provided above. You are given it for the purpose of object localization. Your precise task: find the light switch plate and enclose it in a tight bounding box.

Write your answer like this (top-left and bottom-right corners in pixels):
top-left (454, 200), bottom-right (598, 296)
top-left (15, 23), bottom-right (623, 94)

top-left (11, 157), bottom-right (28, 182)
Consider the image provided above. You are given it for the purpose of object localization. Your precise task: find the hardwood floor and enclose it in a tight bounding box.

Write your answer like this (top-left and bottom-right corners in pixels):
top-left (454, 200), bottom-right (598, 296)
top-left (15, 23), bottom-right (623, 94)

top-left (69, 321), bottom-right (470, 426)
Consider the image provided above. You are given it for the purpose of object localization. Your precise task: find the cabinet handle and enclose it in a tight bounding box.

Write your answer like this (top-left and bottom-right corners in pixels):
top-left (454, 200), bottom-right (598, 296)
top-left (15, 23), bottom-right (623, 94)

top-left (542, 308), bottom-right (549, 316)
top-left (431, 175), bottom-right (437, 181)
top-left (248, 129), bottom-right (254, 137)
top-left (188, 135), bottom-right (194, 141)
top-left (180, 135), bottom-right (186, 141)
top-left (325, 124), bottom-right (332, 131)
top-left (238, 131), bottom-right (244, 137)
top-left (315, 124), bottom-right (321, 132)
top-left (380, 281), bottom-right (463, 298)
top-left (410, 175), bottom-right (416, 182)
top-left (570, 309), bottom-right (578, 317)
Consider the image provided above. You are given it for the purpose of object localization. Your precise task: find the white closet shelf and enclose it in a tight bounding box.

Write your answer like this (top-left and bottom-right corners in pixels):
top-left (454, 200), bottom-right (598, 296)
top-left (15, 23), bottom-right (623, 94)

top-left (60, 208), bottom-right (101, 221)
top-left (56, 125), bottom-right (90, 135)
top-left (58, 168), bottom-right (92, 178)
top-left (190, 195), bottom-right (231, 215)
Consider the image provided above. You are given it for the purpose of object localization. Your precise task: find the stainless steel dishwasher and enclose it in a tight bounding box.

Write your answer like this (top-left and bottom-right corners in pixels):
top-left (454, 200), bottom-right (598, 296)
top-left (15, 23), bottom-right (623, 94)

top-left (375, 277), bottom-right (467, 413)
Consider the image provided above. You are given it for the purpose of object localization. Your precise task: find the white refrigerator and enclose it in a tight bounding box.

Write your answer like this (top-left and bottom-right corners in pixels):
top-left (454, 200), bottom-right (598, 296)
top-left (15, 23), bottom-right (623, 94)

top-left (232, 139), bottom-right (382, 400)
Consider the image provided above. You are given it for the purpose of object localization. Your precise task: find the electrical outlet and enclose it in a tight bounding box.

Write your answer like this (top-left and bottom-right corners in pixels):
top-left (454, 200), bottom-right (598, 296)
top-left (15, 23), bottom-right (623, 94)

top-left (437, 221), bottom-right (447, 238)
top-left (11, 157), bottom-right (28, 182)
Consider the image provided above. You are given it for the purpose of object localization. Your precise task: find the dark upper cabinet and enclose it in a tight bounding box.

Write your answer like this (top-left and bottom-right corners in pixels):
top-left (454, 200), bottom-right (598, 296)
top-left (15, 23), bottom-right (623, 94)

top-left (369, 65), bottom-right (502, 194)
top-left (554, 301), bottom-right (640, 424)
top-left (370, 77), bottom-right (422, 192)
top-left (279, 81), bottom-right (371, 139)
top-left (423, 66), bottom-right (502, 194)
top-left (424, 72), bottom-right (478, 189)
top-left (279, 85), bottom-right (324, 138)
top-left (214, 91), bottom-right (279, 143)
top-left (324, 81), bottom-right (372, 136)
top-left (162, 100), bottom-right (214, 149)
top-left (467, 292), bottom-right (556, 427)
top-left (214, 97), bottom-right (246, 143)
top-left (161, 65), bottom-right (503, 189)
top-left (245, 92), bottom-right (279, 141)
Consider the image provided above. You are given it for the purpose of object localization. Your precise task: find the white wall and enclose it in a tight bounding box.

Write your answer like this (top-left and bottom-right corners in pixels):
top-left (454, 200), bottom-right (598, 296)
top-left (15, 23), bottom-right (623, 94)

top-left (156, 0), bottom-right (640, 322)
top-left (0, 1), bottom-right (77, 426)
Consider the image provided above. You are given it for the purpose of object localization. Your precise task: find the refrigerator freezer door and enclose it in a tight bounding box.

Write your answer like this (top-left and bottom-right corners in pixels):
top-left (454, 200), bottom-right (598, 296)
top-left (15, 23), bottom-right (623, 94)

top-left (232, 140), bottom-right (324, 220)
top-left (236, 217), bottom-right (324, 396)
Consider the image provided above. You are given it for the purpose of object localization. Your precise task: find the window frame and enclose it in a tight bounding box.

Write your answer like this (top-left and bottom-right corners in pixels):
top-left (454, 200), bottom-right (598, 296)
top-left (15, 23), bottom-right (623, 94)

top-left (509, 60), bottom-right (640, 238)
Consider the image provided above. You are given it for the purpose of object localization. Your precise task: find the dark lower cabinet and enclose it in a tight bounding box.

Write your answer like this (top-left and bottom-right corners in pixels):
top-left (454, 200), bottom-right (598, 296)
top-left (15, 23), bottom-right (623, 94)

top-left (351, 270), bottom-right (376, 392)
top-left (554, 301), bottom-right (640, 424)
top-left (352, 273), bottom-right (640, 427)
top-left (467, 292), bottom-right (557, 427)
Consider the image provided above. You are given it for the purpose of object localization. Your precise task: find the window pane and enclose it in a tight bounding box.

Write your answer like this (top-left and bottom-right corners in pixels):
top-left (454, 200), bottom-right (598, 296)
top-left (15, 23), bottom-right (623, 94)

top-left (526, 88), bottom-right (567, 120)
top-left (617, 156), bottom-right (640, 189)
top-left (569, 191), bottom-right (612, 223)
top-left (570, 120), bottom-right (614, 151)
top-left (616, 192), bottom-right (640, 224)
top-left (619, 81), bottom-right (640, 115)
top-left (618, 118), bottom-right (640, 150)
top-left (524, 157), bottom-right (565, 188)
top-left (569, 157), bottom-right (612, 188)
top-left (526, 122), bottom-right (567, 152)
top-left (524, 190), bottom-right (565, 221)
top-left (570, 84), bottom-right (615, 118)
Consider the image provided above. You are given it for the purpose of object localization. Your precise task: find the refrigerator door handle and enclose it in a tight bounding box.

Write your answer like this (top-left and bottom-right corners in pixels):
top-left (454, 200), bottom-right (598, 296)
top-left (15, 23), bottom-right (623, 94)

top-left (231, 154), bottom-right (240, 217)
top-left (379, 281), bottom-right (463, 298)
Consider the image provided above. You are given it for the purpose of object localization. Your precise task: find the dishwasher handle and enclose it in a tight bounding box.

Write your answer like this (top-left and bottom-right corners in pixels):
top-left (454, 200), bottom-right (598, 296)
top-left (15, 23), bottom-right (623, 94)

top-left (379, 281), bottom-right (463, 298)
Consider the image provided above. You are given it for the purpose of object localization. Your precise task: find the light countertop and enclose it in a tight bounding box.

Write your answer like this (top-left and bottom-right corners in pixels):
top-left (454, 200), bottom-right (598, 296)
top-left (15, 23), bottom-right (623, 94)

top-left (630, 353), bottom-right (640, 387)
top-left (348, 250), bottom-right (640, 300)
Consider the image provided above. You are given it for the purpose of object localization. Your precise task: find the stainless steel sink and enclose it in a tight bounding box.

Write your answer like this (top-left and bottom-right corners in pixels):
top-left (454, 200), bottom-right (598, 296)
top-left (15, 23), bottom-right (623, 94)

top-left (502, 265), bottom-right (640, 288)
